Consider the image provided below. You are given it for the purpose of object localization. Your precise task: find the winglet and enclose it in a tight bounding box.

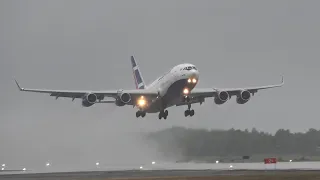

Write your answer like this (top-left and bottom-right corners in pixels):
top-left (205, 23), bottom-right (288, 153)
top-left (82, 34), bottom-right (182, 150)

top-left (14, 79), bottom-right (24, 91)
top-left (280, 75), bottom-right (284, 85)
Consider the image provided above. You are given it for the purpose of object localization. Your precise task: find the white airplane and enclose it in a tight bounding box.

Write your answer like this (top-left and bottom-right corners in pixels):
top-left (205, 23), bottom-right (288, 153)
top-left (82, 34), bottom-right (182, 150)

top-left (14, 56), bottom-right (284, 119)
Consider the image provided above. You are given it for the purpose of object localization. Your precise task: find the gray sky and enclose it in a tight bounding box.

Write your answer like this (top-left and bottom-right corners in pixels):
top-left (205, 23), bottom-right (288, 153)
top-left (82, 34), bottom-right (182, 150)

top-left (1, 0), bottom-right (319, 170)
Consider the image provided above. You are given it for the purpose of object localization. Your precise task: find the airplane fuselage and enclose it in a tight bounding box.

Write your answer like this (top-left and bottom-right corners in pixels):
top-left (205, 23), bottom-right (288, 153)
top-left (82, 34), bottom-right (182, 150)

top-left (140, 63), bottom-right (199, 113)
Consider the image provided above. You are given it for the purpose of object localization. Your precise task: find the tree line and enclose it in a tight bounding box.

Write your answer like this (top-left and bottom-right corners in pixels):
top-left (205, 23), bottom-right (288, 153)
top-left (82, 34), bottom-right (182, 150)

top-left (145, 127), bottom-right (320, 159)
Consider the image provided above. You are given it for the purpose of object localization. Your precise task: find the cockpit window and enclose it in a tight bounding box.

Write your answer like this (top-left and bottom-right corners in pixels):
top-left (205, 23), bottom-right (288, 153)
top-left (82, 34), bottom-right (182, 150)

top-left (182, 66), bottom-right (197, 71)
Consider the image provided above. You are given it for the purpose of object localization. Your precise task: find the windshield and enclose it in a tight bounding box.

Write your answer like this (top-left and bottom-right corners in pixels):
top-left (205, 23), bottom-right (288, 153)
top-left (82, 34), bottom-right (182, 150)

top-left (182, 66), bottom-right (197, 71)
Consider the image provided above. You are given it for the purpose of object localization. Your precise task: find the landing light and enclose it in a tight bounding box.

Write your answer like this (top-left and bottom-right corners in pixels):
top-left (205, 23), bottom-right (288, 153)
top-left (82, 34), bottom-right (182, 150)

top-left (183, 88), bottom-right (189, 94)
top-left (138, 96), bottom-right (147, 107)
top-left (192, 78), bottom-right (197, 83)
top-left (138, 99), bottom-right (146, 106)
top-left (187, 79), bottom-right (191, 83)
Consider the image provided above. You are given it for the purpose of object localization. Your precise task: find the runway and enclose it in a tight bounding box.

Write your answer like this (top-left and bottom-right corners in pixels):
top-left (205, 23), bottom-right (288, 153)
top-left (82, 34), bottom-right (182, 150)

top-left (1, 162), bottom-right (320, 179)
top-left (1, 169), bottom-right (320, 180)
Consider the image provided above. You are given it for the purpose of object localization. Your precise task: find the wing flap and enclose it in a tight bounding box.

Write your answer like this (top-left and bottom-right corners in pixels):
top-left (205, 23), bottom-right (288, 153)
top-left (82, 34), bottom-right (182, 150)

top-left (49, 92), bottom-right (83, 98)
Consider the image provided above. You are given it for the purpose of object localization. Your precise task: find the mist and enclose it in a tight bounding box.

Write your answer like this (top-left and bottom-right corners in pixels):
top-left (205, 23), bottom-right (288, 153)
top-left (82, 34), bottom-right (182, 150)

top-left (1, 0), bottom-right (320, 171)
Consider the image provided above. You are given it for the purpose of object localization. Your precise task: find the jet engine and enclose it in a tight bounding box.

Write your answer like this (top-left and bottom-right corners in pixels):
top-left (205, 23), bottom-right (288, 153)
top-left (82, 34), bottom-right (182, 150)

top-left (114, 89), bottom-right (132, 106)
top-left (236, 90), bottom-right (251, 104)
top-left (114, 98), bottom-right (125, 106)
top-left (120, 92), bottom-right (131, 103)
top-left (214, 91), bottom-right (229, 105)
top-left (82, 93), bottom-right (97, 107)
top-left (113, 92), bottom-right (132, 106)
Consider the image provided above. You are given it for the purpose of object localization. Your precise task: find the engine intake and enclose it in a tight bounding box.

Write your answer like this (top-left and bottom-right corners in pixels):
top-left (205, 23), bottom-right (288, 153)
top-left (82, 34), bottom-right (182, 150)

top-left (218, 91), bottom-right (229, 101)
top-left (214, 91), bottom-right (229, 104)
top-left (119, 92), bottom-right (131, 104)
top-left (236, 90), bottom-right (251, 104)
top-left (82, 93), bottom-right (97, 107)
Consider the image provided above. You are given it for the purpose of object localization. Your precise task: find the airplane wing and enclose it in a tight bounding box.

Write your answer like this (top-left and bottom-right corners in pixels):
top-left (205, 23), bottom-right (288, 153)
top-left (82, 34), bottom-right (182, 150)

top-left (14, 80), bottom-right (158, 104)
top-left (186, 76), bottom-right (284, 104)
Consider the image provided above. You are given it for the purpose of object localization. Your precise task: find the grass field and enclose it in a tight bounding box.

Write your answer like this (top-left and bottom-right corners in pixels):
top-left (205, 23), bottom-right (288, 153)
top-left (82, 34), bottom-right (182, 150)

top-left (107, 171), bottom-right (320, 180)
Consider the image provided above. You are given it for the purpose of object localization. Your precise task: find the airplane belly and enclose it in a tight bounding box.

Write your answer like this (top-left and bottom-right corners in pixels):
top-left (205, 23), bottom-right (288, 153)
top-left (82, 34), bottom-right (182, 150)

top-left (146, 78), bottom-right (190, 113)
top-left (145, 73), bottom-right (196, 113)
top-left (164, 79), bottom-right (188, 99)
top-left (145, 97), bottom-right (176, 113)
top-left (145, 100), bottom-right (162, 113)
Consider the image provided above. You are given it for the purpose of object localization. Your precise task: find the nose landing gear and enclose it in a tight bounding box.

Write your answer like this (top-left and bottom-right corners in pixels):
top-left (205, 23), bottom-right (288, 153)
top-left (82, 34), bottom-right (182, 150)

top-left (184, 104), bottom-right (195, 117)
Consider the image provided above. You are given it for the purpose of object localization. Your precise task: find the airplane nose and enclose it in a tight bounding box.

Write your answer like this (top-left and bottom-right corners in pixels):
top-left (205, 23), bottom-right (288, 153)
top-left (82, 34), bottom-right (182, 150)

top-left (191, 70), bottom-right (199, 78)
top-left (187, 70), bottom-right (199, 84)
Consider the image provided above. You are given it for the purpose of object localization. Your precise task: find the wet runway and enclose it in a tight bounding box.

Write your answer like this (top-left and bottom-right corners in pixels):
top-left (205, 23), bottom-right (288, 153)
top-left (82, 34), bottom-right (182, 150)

top-left (1, 162), bottom-right (320, 179)
top-left (0, 169), bottom-right (320, 180)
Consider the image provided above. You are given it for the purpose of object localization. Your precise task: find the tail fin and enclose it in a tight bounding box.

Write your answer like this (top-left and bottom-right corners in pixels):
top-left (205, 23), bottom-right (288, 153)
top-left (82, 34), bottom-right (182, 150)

top-left (130, 56), bottom-right (146, 89)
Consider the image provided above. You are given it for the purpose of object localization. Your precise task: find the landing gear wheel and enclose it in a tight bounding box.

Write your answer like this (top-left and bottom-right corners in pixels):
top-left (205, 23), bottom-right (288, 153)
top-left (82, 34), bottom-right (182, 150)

top-left (158, 110), bottom-right (168, 120)
top-left (136, 111), bottom-right (146, 118)
top-left (136, 111), bottom-right (140, 118)
top-left (190, 109), bottom-right (195, 116)
top-left (184, 104), bottom-right (193, 117)
top-left (184, 109), bottom-right (195, 117)
top-left (163, 110), bottom-right (168, 120)
top-left (184, 110), bottom-right (189, 117)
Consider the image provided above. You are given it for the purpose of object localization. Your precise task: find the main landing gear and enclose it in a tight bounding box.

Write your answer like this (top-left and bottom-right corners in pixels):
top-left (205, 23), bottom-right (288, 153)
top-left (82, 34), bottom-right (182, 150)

top-left (158, 110), bottom-right (168, 120)
top-left (136, 110), bottom-right (146, 118)
top-left (184, 104), bottom-right (195, 117)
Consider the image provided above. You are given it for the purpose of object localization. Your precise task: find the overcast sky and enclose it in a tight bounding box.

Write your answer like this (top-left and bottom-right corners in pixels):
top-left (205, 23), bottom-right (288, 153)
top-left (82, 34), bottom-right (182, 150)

top-left (1, 0), bottom-right (319, 170)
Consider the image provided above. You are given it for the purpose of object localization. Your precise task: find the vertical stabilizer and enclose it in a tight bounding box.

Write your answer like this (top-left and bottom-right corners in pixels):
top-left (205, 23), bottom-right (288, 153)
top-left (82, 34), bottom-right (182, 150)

top-left (130, 56), bottom-right (146, 89)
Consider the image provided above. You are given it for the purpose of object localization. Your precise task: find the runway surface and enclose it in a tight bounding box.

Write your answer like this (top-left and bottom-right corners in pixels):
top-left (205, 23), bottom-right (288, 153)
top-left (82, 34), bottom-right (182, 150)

top-left (1, 169), bottom-right (320, 180)
top-left (1, 162), bottom-right (320, 179)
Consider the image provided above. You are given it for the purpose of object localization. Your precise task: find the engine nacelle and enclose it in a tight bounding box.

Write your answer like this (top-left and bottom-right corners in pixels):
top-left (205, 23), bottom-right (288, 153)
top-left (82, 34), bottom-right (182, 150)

top-left (214, 91), bottom-right (229, 105)
top-left (115, 98), bottom-right (126, 106)
top-left (82, 93), bottom-right (97, 107)
top-left (236, 90), bottom-right (251, 104)
top-left (119, 92), bottom-right (131, 104)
